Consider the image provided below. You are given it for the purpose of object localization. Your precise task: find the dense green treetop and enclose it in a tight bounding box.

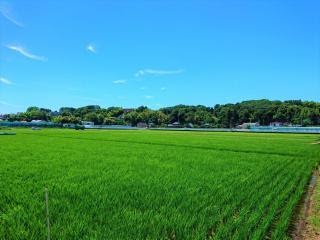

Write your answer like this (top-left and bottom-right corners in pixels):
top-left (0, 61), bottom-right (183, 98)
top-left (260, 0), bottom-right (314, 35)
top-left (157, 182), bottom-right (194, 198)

top-left (3, 99), bottom-right (320, 127)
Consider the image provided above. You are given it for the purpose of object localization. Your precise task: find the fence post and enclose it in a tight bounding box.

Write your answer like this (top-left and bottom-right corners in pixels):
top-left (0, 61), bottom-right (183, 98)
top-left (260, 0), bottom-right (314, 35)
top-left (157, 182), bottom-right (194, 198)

top-left (45, 188), bottom-right (51, 240)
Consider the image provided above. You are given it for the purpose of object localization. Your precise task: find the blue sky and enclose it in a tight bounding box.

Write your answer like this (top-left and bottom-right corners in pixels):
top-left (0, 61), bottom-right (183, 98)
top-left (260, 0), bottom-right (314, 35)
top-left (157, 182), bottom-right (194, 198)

top-left (0, 0), bottom-right (319, 113)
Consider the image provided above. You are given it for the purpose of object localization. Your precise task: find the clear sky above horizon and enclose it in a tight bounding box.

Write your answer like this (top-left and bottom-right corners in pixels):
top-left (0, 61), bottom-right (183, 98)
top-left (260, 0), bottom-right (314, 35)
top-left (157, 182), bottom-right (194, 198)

top-left (0, 0), bottom-right (319, 113)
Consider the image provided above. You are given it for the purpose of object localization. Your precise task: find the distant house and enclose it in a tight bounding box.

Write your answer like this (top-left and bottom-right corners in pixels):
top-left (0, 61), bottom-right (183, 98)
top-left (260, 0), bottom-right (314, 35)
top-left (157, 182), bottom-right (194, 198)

top-left (31, 120), bottom-right (47, 123)
top-left (201, 123), bottom-right (211, 128)
top-left (81, 121), bottom-right (94, 126)
top-left (137, 122), bottom-right (148, 128)
top-left (168, 122), bottom-right (181, 128)
top-left (239, 122), bottom-right (259, 129)
top-left (270, 122), bottom-right (283, 127)
top-left (63, 123), bottom-right (76, 128)
top-left (81, 121), bottom-right (94, 128)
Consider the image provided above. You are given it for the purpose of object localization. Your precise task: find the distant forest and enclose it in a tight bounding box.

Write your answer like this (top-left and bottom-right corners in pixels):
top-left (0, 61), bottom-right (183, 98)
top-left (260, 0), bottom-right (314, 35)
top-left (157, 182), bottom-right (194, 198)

top-left (2, 99), bottom-right (320, 127)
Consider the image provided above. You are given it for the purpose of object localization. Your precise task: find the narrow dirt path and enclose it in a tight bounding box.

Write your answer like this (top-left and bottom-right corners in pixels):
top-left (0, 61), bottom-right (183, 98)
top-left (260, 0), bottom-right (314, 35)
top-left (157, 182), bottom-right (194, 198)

top-left (293, 168), bottom-right (320, 240)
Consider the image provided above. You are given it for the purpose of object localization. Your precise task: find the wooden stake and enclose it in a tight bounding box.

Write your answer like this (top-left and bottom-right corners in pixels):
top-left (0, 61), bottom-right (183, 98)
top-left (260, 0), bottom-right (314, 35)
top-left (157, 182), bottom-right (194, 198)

top-left (45, 188), bottom-right (51, 240)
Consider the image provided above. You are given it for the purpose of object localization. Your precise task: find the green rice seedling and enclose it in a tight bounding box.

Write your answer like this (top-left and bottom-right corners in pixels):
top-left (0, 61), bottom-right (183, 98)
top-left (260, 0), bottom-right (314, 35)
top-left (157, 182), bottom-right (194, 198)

top-left (0, 129), bottom-right (319, 239)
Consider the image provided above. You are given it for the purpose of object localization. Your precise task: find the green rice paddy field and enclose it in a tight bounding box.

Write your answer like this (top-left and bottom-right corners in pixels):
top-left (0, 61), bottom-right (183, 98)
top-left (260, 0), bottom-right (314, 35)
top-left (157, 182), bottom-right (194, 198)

top-left (0, 129), bottom-right (319, 239)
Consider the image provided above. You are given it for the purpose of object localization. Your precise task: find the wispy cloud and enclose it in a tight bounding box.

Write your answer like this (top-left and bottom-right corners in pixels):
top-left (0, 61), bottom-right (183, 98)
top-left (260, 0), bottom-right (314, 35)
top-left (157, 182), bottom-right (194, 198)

top-left (113, 79), bottom-right (127, 84)
top-left (6, 45), bottom-right (47, 61)
top-left (144, 95), bottom-right (154, 99)
top-left (0, 2), bottom-right (23, 27)
top-left (0, 100), bottom-right (22, 108)
top-left (0, 77), bottom-right (12, 85)
top-left (86, 43), bottom-right (96, 53)
top-left (0, 100), bottom-right (12, 106)
top-left (160, 87), bottom-right (166, 91)
top-left (135, 69), bottom-right (183, 77)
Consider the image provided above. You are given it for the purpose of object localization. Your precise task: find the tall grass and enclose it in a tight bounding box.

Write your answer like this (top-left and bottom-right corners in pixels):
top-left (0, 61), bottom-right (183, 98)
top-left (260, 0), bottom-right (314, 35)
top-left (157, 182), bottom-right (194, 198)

top-left (0, 129), bottom-right (319, 239)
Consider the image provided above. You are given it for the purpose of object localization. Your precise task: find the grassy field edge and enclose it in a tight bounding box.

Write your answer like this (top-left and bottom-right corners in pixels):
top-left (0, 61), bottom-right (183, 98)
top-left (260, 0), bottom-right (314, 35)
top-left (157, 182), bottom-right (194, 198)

top-left (292, 166), bottom-right (320, 240)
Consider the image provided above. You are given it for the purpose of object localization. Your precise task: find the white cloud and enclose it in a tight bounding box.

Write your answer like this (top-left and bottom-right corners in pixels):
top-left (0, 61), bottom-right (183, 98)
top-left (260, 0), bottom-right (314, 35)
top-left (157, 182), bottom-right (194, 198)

top-left (135, 69), bottom-right (183, 77)
top-left (0, 100), bottom-right (21, 108)
top-left (144, 95), bottom-right (154, 99)
top-left (0, 100), bottom-right (11, 106)
top-left (0, 2), bottom-right (23, 27)
top-left (160, 87), bottom-right (166, 91)
top-left (0, 77), bottom-right (12, 85)
top-left (6, 45), bottom-right (47, 61)
top-left (86, 43), bottom-right (96, 53)
top-left (113, 79), bottom-right (127, 84)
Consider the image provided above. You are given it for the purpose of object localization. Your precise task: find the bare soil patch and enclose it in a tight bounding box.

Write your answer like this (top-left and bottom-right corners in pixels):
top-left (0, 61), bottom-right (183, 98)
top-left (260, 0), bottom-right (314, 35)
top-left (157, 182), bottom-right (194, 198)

top-left (292, 169), bottom-right (320, 240)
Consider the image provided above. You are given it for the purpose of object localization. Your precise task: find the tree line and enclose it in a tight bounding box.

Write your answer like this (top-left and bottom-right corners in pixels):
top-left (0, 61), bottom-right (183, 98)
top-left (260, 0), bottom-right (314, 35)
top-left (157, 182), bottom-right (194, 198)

top-left (3, 99), bottom-right (320, 127)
